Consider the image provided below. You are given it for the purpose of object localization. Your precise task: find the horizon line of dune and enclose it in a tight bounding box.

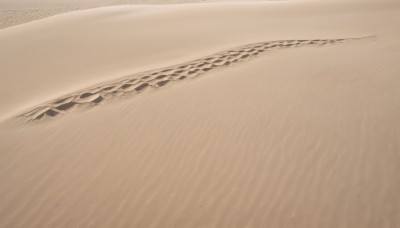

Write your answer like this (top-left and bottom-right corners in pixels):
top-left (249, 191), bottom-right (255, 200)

top-left (0, 0), bottom-right (219, 30)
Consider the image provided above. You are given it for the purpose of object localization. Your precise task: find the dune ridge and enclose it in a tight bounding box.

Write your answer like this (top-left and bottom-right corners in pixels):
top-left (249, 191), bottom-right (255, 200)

top-left (0, 0), bottom-right (228, 30)
top-left (21, 37), bottom-right (366, 122)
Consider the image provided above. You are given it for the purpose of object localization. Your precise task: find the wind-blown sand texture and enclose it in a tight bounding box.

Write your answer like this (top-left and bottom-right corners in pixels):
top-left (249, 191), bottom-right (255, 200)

top-left (1, 0), bottom-right (400, 227)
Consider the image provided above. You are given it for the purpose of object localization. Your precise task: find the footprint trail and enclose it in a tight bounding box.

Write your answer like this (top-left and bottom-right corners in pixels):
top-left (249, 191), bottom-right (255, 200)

top-left (21, 37), bottom-right (366, 121)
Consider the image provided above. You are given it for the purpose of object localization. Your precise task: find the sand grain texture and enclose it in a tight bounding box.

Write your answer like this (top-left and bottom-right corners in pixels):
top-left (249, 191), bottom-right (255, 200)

top-left (1, 0), bottom-right (400, 227)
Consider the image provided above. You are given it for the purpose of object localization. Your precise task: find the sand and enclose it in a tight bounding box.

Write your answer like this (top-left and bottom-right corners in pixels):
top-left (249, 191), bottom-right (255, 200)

top-left (0, 0), bottom-right (400, 227)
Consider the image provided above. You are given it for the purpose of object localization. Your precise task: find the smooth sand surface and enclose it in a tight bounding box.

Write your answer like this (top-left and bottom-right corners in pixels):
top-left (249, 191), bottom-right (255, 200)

top-left (1, 0), bottom-right (400, 227)
top-left (0, 0), bottom-right (269, 29)
top-left (0, 0), bottom-right (208, 29)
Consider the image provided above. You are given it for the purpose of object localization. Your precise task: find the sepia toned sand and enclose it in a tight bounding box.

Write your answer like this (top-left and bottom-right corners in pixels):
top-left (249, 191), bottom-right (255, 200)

top-left (0, 0), bottom-right (209, 29)
top-left (0, 0), bottom-right (400, 227)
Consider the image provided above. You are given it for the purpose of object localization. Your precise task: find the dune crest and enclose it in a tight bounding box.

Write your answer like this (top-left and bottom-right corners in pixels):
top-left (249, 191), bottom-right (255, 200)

top-left (0, 0), bottom-right (256, 30)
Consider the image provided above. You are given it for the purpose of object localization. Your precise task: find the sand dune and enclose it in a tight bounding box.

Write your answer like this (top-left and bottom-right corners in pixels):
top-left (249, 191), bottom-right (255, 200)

top-left (0, 0), bottom-right (270, 30)
top-left (1, 0), bottom-right (400, 227)
top-left (0, 0), bottom-right (211, 29)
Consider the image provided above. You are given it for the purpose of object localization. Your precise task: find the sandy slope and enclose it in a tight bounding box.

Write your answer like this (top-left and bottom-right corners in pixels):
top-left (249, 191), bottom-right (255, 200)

top-left (0, 0), bottom-right (269, 30)
top-left (0, 0), bottom-right (207, 29)
top-left (1, 0), bottom-right (400, 227)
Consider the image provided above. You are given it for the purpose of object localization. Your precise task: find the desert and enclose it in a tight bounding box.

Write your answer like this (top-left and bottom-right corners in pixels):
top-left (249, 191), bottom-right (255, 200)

top-left (0, 0), bottom-right (399, 227)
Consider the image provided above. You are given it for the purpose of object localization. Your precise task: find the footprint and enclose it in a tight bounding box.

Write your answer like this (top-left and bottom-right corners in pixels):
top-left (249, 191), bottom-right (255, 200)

top-left (92, 96), bottom-right (104, 104)
top-left (156, 80), bottom-right (169, 87)
top-left (76, 93), bottom-right (100, 103)
top-left (55, 102), bottom-right (76, 111)
top-left (135, 83), bottom-right (149, 92)
top-left (44, 109), bottom-right (60, 117)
